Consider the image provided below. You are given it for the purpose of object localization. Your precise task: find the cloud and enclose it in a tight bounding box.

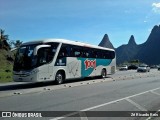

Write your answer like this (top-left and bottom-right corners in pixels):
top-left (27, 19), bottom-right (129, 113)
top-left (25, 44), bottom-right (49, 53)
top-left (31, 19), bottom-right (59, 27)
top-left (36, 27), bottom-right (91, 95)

top-left (152, 2), bottom-right (160, 14)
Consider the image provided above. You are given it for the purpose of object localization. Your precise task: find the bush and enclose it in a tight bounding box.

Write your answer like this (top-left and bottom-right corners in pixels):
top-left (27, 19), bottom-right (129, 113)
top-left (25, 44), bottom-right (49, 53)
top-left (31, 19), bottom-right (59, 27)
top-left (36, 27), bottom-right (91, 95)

top-left (5, 69), bottom-right (11, 72)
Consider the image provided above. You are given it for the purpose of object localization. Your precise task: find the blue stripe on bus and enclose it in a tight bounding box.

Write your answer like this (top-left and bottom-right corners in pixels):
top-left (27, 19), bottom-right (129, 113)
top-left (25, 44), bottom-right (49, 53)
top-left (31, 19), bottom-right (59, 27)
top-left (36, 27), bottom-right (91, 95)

top-left (77, 58), bottom-right (112, 77)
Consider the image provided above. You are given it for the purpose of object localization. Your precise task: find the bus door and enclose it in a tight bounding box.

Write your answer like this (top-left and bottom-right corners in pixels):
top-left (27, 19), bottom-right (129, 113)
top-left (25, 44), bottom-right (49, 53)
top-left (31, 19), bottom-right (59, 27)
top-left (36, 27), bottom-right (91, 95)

top-left (35, 45), bottom-right (54, 81)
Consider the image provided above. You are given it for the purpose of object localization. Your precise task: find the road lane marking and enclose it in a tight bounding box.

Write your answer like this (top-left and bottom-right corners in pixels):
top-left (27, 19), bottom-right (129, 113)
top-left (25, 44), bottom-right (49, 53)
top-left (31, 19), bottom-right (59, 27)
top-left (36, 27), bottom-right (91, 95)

top-left (50, 87), bottom-right (160, 120)
top-left (125, 98), bottom-right (147, 111)
top-left (79, 112), bottom-right (88, 120)
top-left (150, 91), bottom-right (160, 96)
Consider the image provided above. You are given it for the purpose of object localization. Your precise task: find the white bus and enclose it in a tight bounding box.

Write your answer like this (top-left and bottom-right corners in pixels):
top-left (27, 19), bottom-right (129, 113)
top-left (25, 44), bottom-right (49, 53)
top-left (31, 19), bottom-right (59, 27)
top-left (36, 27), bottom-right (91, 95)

top-left (13, 39), bottom-right (116, 84)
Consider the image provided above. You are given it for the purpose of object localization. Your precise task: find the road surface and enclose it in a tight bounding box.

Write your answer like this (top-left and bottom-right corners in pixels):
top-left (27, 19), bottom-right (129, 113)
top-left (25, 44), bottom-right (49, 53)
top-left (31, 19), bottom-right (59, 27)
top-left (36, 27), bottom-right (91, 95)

top-left (0, 69), bottom-right (160, 120)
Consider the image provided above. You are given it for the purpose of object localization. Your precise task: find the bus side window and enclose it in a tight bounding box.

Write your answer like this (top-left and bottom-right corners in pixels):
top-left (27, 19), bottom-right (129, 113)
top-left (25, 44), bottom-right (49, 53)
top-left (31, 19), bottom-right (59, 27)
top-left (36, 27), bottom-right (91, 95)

top-left (92, 49), bottom-right (98, 58)
top-left (74, 50), bottom-right (81, 57)
top-left (111, 51), bottom-right (115, 59)
top-left (102, 51), bottom-right (106, 59)
top-left (82, 49), bottom-right (87, 58)
top-left (66, 46), bottom-right (71, 57)
top-left (69, 45), bottom-right (74, 57)
top-left (38, 48), bottom-right (51, 65)
top-left (58, 47), bottom-right (68, 59)
top-left (96, 49), bottom-right (101, 58)
top-left (88, 48), bottom-right (94, 58)
top-left (82, 48), bottom-right (90, 58)
top-left (47, 49), bottom-right (54, 62)
top-left (72, 46), bottom-right (82, 57)
top-left (102, 50), bottom-right (115, 59)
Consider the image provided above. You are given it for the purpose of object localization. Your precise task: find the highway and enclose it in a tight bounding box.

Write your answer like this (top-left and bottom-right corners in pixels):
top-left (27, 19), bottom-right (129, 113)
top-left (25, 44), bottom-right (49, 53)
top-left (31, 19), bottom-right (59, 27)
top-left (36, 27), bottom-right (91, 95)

top-left (0, 69), bottom-right (160, 120)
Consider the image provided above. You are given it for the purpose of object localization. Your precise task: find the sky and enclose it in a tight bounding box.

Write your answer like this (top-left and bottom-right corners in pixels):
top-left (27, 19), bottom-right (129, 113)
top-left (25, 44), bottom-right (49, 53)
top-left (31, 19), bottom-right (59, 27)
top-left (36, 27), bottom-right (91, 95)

top-left (0, 0), bottom-right (160, 48)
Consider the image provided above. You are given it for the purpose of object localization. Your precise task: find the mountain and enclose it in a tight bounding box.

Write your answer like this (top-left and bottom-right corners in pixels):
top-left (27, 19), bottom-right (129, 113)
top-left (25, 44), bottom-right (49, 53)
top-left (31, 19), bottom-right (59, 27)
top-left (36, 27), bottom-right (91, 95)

top-left (128, 35), bottom-right (137, 46)
top-left (116, 35), bottom-right (139, 64)
top-left (115, 25), bottom-right (160, 65)
top-left (98, 34), bottom-right (114, 49)
top-left (136, 25), bottom-right (160, 65)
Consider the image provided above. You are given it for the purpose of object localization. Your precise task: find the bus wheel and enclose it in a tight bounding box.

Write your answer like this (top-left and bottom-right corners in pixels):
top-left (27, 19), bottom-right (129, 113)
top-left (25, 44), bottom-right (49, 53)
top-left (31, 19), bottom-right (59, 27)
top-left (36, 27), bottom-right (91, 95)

top-left (101, 69), bottom-right (106, 78)
top-left (55, 71), bottom-right (64, 84)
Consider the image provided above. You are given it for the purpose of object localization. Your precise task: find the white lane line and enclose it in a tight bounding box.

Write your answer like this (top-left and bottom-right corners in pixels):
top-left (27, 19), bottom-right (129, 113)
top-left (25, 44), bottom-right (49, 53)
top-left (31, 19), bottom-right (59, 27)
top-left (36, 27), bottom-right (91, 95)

top-left (50, 87), bottom-right (160, 120)
top-left (150, 91), bottom-right (160, 96)
top-left (125, 98), bottom-right (147, 111)
top-left (79, 112), bottom-right (88, 120)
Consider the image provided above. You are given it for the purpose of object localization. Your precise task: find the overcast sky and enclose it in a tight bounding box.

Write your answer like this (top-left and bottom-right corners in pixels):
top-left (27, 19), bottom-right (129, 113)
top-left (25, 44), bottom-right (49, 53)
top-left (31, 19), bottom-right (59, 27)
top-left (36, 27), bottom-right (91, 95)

top-left (0, 0), bottom-right (160, 48)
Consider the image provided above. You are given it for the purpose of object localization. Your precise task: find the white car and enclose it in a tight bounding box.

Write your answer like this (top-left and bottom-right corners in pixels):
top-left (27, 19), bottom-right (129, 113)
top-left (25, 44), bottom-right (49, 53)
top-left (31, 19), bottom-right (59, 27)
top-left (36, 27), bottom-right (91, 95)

top-left (119, 65), bottom-right (128, 71)
top-left (137, 64), bottom-right (150, 72)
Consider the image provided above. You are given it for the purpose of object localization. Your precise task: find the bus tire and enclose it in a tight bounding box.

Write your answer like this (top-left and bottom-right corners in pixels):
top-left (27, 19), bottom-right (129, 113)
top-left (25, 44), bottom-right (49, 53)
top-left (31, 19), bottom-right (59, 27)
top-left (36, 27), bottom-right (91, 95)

top-left (55, 71), bottom-right (64, 84)
top-left (101, 69), bottom-right (106, 78)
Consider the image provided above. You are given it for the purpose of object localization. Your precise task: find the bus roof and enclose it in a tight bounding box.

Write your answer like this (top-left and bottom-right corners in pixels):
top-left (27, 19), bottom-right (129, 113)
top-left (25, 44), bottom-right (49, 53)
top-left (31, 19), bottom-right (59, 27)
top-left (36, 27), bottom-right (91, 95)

top-left (22, 39), bottom-right (115, 51)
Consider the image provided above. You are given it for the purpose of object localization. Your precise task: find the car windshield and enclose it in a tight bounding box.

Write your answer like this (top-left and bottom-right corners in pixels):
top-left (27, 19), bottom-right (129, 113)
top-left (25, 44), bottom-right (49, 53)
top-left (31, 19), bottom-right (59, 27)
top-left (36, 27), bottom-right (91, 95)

top-left (139, 65), bottom-right (147, 67)
top-left (122, 65), bottom-right (127, 67)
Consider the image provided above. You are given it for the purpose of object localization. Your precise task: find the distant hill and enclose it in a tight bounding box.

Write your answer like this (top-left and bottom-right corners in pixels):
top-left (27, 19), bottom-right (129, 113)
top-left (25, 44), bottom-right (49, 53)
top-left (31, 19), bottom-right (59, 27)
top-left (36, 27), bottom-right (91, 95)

top-left (135, 25), bottom-right (160, 65)
top-left (116, 35), bottom-right (139, 64)
top-left (99, 25), bottom-right (160, 65)
top-left (116, 25), bottom-right (160, 65)
top-left (98, 34), bottom-right (114, 49)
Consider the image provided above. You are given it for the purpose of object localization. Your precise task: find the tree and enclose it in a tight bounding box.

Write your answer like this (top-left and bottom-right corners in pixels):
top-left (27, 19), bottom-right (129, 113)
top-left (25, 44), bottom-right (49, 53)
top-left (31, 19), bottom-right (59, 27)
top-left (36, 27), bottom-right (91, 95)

top-left (0, 29), bottom-right (10, 50)
top-left (13, 40), bottom-right (23, 48)
top-left (0, 29), bottom-right (9, 41)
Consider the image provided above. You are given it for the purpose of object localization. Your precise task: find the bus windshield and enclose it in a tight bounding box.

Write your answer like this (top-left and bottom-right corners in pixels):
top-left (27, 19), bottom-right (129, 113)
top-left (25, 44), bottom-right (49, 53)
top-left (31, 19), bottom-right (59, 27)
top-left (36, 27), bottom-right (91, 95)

top-left (13, 43), bottom-right (59, 71)
top-left (13, 45), bottom-right (38, 71)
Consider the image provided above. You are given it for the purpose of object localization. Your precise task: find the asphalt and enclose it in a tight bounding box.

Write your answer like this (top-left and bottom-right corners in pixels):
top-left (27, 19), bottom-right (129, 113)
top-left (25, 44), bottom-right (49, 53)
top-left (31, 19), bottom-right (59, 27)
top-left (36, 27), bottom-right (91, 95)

top-left (0, 69), bottom-right (160, 120)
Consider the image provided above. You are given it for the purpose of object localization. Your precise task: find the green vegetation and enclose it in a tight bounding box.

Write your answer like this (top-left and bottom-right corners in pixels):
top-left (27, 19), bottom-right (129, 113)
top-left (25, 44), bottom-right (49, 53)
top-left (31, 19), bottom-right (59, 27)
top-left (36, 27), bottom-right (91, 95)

top-left (0, 70), bottom-right (13, 83)
top-left (0, 49), bottom-right (14, 83)
top-left (0, 28), bottom-right (22, 83)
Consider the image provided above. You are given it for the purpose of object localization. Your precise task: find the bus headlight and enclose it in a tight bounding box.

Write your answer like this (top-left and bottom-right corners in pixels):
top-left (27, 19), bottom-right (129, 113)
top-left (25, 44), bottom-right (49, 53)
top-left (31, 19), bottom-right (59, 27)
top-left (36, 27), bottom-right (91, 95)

top-left (26, 70), bottom-right (39, 76)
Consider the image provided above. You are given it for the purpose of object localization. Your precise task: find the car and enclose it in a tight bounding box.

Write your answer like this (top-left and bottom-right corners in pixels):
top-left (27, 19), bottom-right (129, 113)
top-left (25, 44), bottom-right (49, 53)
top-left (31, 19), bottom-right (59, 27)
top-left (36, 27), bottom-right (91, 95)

top-left (137, 64), bottom-right (150, 72)
top-left (119, 65), bottom-right (128, 71)
top-left (158, 66), bottom-right (160, 71)
top-left (150, 65), bottom-right (156, 69)
top-left (128, 65), bottom-right (138, 70)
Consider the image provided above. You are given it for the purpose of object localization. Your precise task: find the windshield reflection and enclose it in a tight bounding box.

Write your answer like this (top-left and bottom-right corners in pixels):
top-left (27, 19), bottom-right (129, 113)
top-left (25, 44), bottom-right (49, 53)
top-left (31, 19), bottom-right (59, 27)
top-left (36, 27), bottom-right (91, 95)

top-left (13, 45), bottom-right (37, 71)
top-left (13, 43), bottom-right (59, 71)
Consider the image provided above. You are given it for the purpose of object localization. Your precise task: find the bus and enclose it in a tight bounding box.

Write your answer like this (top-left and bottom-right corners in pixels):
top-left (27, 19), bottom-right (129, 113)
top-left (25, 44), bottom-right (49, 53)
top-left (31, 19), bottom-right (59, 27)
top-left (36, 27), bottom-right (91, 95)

top-left (13, 39), bottom-right (116, 84)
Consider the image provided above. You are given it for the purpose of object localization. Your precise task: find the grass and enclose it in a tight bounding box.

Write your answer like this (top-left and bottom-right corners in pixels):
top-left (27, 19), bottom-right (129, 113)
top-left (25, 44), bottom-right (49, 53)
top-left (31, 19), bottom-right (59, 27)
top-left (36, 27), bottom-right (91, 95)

top-left (0, 49), bottom-right (14, 83)
top-left (0, 70), bottom-right (13, 83)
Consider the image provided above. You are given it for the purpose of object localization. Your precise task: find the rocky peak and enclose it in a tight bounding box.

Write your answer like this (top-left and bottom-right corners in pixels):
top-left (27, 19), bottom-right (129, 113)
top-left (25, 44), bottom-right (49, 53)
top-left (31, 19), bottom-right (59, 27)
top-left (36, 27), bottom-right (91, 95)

top-left (98, 34), bottom-right (114, 49)
top-left (128, 35), bottom-right (137, 46)
top-left (146, 25), bottom-right (160, 44)
top-left (116, 25), bottom-right (160, 65)
top-left (151, 25), bottom-right (160, 33)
